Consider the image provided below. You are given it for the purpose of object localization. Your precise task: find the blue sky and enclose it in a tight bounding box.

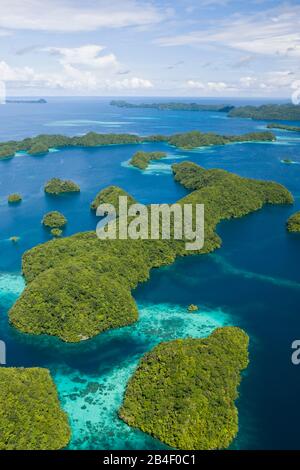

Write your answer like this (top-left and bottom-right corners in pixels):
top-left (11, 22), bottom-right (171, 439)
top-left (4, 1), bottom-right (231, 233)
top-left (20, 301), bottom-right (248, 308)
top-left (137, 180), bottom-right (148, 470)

top-left (0, 0), bottom-right (299, 97)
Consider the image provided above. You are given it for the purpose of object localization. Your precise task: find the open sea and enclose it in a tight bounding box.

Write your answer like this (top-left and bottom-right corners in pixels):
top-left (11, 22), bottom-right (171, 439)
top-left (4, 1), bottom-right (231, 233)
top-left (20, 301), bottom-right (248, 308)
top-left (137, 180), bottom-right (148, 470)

top-left (1, 97), bottom-right (300, 449)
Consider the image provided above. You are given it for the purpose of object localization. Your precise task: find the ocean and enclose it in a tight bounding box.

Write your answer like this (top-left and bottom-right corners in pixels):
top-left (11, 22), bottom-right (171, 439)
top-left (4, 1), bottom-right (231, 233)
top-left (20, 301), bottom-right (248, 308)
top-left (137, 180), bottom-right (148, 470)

top-left (1, 97), bottom-right (300, 449)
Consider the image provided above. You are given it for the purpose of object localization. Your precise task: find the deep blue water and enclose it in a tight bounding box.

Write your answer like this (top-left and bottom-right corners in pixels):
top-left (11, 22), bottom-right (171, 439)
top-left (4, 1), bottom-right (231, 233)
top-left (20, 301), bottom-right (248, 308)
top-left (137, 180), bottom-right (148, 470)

top-left (1, 97), bottom-right (300, 449)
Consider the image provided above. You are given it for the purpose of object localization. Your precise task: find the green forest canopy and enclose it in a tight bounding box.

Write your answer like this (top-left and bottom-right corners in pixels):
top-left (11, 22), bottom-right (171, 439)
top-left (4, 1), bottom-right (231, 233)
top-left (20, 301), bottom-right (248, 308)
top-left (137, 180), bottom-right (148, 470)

top-left (8, 193), bottom-right (22, 204)
top-left (9, 162), bottom-right (293, 342)
top-left (119, 326), bottom-right (249, 450)
top-left (0, 368), bottom-right (70, 450)
top-left (267, 123), bottom-right (300, 132)
top-left (287, 211), bottom-right (300, 233)
top-left (129, 151), bottom-right (167, 170)
top-left (42, 211), bottom-right (67, 228)
top-left (0, 129), bottom-right (276, 159)
top-left (229, 104), bottom-right (300, 121)
top-left (110, 100), bottom-right (234, 112)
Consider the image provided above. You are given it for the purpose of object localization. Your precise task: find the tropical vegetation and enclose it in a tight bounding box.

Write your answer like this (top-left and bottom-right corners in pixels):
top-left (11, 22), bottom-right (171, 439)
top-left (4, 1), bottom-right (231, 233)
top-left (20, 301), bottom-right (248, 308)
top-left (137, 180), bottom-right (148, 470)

top-left (287, 211), bottom-right (300, 233)
top-left (51, 228), bottom-right (63, 237)
top-left (8, 193), bottom-right (22, 204)
top-left (9, 162), bottom-right (293, 342)
top-left (90, 185), bottom-right (136, 211)
top-left (110, 100), bottom-right (235, 112)
top-left (45, 177), bottom-right (80, 195)
top-left (0, 367), bottom-right (70, 450)
top-left (119, 326), bottom-right (249, 450)
top-left (267, 123), bottom-right (300, 132)
top-left (129, 151), bottom-right (167, 170)
top-left (42, 211), bottom-right (67, 228)
top-left (229, 104), bottom-right (300, 121)
top-left (0, 130), bottom-right (277, 160)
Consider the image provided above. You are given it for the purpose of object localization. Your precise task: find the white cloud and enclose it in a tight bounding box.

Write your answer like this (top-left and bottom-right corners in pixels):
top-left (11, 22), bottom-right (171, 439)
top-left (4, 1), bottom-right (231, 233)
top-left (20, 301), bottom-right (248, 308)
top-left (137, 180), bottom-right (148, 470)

top-left (0, 61), bottom-right (35, 81)
top-left (207, 81), bottom-right (230, 92)
top-left (185, 72), bottom-right (300, 96)
top-left (239, 76), bottom-right (257, 88)
top-left (157, 4), bottom-right (300, 57)
top-left (106, 77), bottom-right (154, 89)
top-left (186, 80), bottom-right (205, 89)
top-left (44, 45), bottom-right (118, 70)
top-left (0, 0), bottom-right (166, 32)
top-left (0, 59), bottom-right (153, 93)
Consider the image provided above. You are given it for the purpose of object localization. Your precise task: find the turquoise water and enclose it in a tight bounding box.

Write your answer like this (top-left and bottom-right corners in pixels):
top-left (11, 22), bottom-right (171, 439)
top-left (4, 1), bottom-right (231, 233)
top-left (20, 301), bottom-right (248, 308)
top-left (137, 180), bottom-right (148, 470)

top-left (1, 97), bottom-right (300, 449)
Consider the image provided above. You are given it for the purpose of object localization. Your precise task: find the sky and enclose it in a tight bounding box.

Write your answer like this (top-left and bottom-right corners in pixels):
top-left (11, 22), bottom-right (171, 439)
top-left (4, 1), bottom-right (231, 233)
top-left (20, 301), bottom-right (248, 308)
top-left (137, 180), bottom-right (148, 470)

top-left (0, 0), bottom-right (300, 98)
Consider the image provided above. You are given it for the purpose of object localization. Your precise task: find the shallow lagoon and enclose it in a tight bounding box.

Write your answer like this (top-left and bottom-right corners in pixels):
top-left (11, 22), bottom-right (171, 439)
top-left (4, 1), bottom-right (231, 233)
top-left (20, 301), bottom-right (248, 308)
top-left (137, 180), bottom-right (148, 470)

top-left (1, 98), bottom-right (300, 449)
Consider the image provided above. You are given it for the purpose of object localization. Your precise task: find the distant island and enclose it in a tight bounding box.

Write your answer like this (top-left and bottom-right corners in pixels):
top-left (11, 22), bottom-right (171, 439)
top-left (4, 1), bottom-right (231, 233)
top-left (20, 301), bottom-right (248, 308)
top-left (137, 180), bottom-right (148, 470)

top-left (119, 326), bottom-right (249, 450)
top-left (267, 123), bottom-right (300, 132)
top-left (229, 104), bottom-right (300, 121)
top-left (129, 151), bottom-right (167, 170)
top-left (110, 100), bottom-right (234, 112)
top-left (5, 99), bottom-right (47, 104)
top-left (0, 130), bottom-right (276, 160)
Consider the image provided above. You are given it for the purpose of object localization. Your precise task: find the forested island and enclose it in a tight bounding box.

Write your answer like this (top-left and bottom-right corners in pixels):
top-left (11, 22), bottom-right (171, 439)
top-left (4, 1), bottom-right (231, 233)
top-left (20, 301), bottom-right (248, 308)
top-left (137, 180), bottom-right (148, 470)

top-left (267, 123), bottom-right (300, 132)
top-left (229, 104), bottom-right (300, 121)
top-left (0, 130), bottom-right (275, 160)
top-left (110, 100), bottom-right (234, 112)
top-left (129, 151), bottom-right (167, 170)
top-left (8, 193), bottom-right (22, 204)
top-left (42, 211), bottom-right (67, 228)
top-left (169, 130), bottom-right (275, 149)
top-left (287, 211), bottom-right (300, 233)
top-left (0, 133), bottom-right (143, 159)
top-left (44, 178), bottom-right (80, 195)
top-left (111, 100), bottom-right (300, 122)
top-left (51, 228), bottom-right (63, 237)
top-left (9, 162), bottom-right (293, 342)
top-left (90, 185), bottom-right (136, 211)
top-left (120, 326), bottom-right (249, 450)
top-left (0, 368), bottom-right (70, 450)
top-left (5, 99), bottom-right (47, 104)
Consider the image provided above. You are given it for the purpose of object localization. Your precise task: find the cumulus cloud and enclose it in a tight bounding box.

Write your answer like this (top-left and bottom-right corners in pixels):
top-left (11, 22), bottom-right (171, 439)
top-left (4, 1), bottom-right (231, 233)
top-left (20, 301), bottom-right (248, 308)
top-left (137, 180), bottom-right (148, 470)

top-left (239, 76), bottom-right (257, 88)
top-left (106, 77), bottom-right (154, 89)
top-left (44, 45), bottom-right (119, 70)
top-left (0, 59), bottom-right (153, 93)
top-left (0, 0), bottom-right (166, 32)
top-left (186, 80), bottom-right (205, 89)
top-left (187, 80), bottom-right (233, 92)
